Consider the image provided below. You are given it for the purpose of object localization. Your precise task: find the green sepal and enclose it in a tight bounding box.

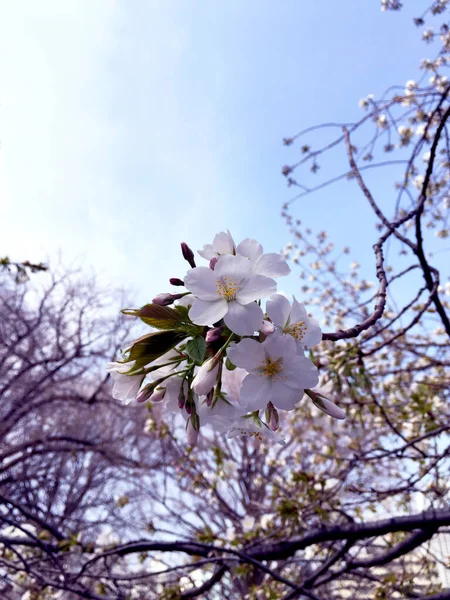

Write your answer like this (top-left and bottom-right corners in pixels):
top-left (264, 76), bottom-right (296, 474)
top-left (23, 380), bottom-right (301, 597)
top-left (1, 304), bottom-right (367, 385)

top-left (185, 336), bottom-right (206, 365)
top-left (225, 357), bottom-right (237, 371)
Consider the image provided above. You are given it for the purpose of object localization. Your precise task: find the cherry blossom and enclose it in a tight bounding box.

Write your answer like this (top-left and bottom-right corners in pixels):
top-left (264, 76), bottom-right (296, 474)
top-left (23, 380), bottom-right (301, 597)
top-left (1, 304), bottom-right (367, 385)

top-left (184, 254), bottom-right (276, 335)
top-left (266, 293), bottom-right (322, 349)
top-left (227, 335), bottom-right (319, 411)
top-left (105, 361), bottom-right (145, 404)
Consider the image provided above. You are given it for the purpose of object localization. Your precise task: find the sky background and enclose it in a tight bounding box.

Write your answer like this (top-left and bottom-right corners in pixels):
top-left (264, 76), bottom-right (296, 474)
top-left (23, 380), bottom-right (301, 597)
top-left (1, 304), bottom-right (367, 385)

top-left (0, 0), bottom-right (440, 308)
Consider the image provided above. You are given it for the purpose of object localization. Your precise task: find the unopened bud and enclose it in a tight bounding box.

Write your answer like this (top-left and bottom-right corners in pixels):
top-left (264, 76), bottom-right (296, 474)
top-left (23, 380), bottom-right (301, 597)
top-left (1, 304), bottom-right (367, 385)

top-left (169, 277), bottom-right (185, 286)
top-left (149, 387), bottom-right (166, 403)
top-left (153, 292), bottom-right (186, 306)
top-left (192, 358), bottom-right (220, 396)
top-left (205, 326), bottom-right (223, 343)
top-left (305, 389), bottom-right (346, 420)
top-left (186, 416), bottom-right (200, 447)
top-left (137, 383), bottom-right (156, 403)
top-left (209, 257), bottom-right (218, 270)
top-left (181, 242), bottom-right (196, 268)
top-left (178, 385), bottom-right (186, 409)
top-left (265, 401), bottom-right (279, 431)
top-left (152, 293), bottom-right (176, 306)
top-left (260, 320), bottom-right (275, 335)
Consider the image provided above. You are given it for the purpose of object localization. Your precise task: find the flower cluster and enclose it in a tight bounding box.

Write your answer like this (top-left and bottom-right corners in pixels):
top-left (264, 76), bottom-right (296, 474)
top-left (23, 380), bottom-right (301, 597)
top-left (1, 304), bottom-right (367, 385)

top-left (106, 231), bottom-right (345, 446)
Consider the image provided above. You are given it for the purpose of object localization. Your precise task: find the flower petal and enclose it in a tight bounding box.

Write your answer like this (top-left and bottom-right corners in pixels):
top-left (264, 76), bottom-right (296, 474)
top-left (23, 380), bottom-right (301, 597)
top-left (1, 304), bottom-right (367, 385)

top-left (214, 254), bottom-right (252, 281)
top-left (224, 301), bottom-right (263, 335)
top-left (189, 298), bottom-right (228, 326)
top-left (289, 298), bottom-right (308, 324)
top-left (184, 267), bottom-right (221, 301)
top-left (300, 317), bottom-right (322, 348)
top-left (263, 332), bottom-right (297, 361)
top-left (235, 274), bottom-right (277, 304)
top-left (227, 338), bottom-right (265, 371)
top-left (239, 374), bottom-right (270, 410)
top-left (198, 230), bottom-right (236, 260)
top-left (271, 381), bottom-right (300, 411)
top-left (237, 238), bottom-right (263, 261)
top-left (283, 355), bottom-right (319, 390)
top-left (253, 253), bottom-right (290, 277)
top-left (266, 294), bottom-right (291, 327)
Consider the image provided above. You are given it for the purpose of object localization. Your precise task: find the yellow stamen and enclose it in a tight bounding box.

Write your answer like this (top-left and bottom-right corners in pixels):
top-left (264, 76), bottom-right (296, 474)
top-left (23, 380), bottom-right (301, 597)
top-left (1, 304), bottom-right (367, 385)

top-left (285, 321), bottom-right (307, 341)
top-left (216, 276), bottom-right (238, 301)
top-left (259, 357), bottom-right (284, 381)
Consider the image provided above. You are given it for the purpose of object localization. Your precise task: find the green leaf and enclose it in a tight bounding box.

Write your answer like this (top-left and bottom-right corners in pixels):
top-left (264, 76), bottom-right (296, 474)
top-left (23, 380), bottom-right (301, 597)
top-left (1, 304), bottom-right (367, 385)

top-left (185, 336), bottom-right (206, 365)
top-left (125, 330), bottom-right (188, 369)
top-left (123, 304), bottom-right (183, 330)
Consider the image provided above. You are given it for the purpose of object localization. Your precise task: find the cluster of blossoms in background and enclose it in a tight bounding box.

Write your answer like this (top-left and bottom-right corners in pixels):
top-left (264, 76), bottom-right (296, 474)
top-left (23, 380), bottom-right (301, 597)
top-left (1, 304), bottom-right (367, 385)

top-left (106, 231), bottom-right (345, 446)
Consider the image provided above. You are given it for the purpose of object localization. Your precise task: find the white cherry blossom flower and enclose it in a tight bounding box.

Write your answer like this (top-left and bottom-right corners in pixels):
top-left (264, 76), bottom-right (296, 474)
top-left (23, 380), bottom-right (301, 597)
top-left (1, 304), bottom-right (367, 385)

top-left (184, 254), bottom-right (276, 335)
top-left (105, 361), bottom-right (144, 404)
top-left (198, 230), bottom-right (290, 278)
top-left (227, 335), bottom-right (319, 411)
top-left (266, 294), bottom-right (322, 349)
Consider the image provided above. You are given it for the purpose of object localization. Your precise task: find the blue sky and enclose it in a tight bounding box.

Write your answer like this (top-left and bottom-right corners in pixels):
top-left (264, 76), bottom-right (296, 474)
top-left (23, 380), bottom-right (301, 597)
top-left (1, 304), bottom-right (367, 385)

top-left (0, 0), bottom-right (438, 307)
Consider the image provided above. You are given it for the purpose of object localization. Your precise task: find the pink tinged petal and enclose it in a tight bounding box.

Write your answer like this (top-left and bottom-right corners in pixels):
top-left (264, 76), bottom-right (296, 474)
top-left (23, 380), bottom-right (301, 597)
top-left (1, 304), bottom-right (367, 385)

top-left (236, 238), bottom-right (263, 261)
top-left (224, 301), bottom-right (263, 336)
top-left (214, 254), bottom-right (252, 281)
top-left (283, 356), bottom-right (319, 390)
top-left (235, 274), bottom-right (277, 304)
top-left (289, 298), bottom-right (308, 324)
top-left (263, 332), bottom-right (297, 361)
top-left (312, 396), bottom-right (346, 420)
top-left (266, 294), bottom-right (291, 327)
top-left (112, 374), bottom-right (144, 403)
top-left (227, 338), bottom-right (265, 371)
top-left (239, 374), bottom-right (271, 410)
top-left (184, 267), bottom-right (221, 300)
top-left (260, 319), bottom-right (275, 335)
top-left (213, 230), bottom-right (236, 256)
top-left (189, 298), bottom-right (228, 326)
top-left (198, 243), bottom-right (216, 260)
top-left (270, 382), bottom-right (301, 411)
top-left (253, 253), bottom-right (290, 277)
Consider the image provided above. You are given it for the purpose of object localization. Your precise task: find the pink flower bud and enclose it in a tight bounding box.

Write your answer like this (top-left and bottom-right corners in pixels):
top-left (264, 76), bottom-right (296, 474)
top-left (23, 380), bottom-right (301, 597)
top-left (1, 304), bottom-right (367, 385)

top-left (260, 320), bottom-right (275, 335)
top-left (192, 358), bottom-right (219, 396)
top-left (209, 257), bottom-right (218, 270)
top-left (181, 242), bottom-right (196, 268)
top-left (205, 326), bottom-right (223, 343)
top-left (178, 385), bottom-right (186, 409)
top-left (169, 277), bottom-right (185, 286)
top-left (149, 387), bottom-right (166, 403)
top-left (265, 401), bottom-right (279, 431)
top-left (136, 383), bottom-right (155, 403)
top-left (305, 389), bottom-right (346, 420)
top-left (153, 293), bottom-right (186, 306)
top-left (152, 293), bottom-right (175, 306)
top-left (186, 418), bottom-right (199, 447)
